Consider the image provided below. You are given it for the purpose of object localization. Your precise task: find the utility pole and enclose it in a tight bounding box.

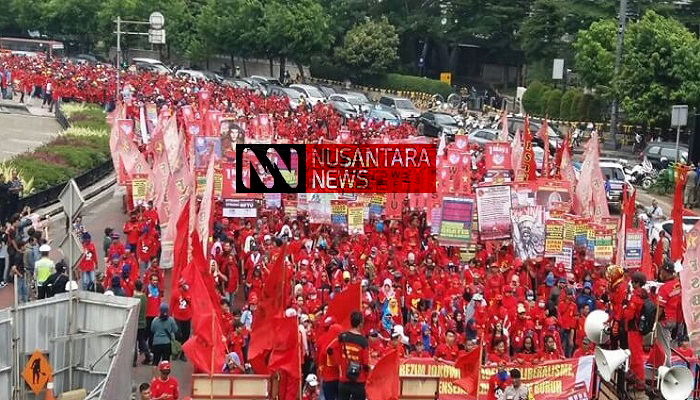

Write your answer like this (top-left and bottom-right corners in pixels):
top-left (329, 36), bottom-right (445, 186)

top-left (115, 16), bottom-right (121, 105)
top-left (608, 0), bottom-right (628, 150)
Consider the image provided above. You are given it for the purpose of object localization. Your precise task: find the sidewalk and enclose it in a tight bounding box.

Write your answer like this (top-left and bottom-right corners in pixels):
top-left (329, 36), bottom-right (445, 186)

top-left (0, 96), bottom-right (56, 118)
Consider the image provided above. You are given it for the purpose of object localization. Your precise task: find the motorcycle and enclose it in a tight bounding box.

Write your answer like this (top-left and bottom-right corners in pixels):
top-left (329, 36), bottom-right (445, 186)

top-left (625, 157), bottom-right (656, 190)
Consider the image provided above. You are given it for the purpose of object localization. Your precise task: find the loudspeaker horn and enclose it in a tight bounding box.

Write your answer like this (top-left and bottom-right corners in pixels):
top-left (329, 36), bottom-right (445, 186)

top-left (584, 310), bottom-right (610, 344)
top-left (658, 365), bottom-right (694, 400)
top-left (594, 347), bottom-right (630, 382)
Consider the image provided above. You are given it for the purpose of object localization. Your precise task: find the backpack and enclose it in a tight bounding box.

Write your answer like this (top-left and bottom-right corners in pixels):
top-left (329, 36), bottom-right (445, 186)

top-left (638, 298), bottom-right (657, 335)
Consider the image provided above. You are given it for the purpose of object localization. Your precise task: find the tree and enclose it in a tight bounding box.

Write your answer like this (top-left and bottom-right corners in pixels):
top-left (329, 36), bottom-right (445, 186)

top-left (519, 0), bottom-right (566, 62)
top-left (559, 88), bottom-right (578, 121)
top-left (572, 19), bottom-right (616, 91)
top-left (522, 81), bottom-right (546, 115)
top-left (335, 17), bottom-right (399, 77)
top-left (261, 0), bottom-right (332, 79)
top-left (617, 11), bottom-right (700, 126)
top-left (545, 89), bottom-right (562, 119)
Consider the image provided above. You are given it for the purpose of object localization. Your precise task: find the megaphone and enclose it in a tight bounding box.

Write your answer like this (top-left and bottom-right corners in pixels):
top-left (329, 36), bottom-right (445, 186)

top-left (584, 310), bottom-right (610, 344)
top-left (658, 365), bottom-right (694, 400)
top-left (594, 347), bottom-right (630, 382)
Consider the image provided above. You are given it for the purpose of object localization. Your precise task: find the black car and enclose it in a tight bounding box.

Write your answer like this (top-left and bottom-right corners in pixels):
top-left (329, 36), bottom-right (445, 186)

top-left (416, 111), bottom-right (460, 138)
top-left (642, 142), bottom-right (688, 168)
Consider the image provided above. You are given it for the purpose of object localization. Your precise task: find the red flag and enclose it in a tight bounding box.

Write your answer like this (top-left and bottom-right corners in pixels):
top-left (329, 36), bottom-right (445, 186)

top-left (327, 282), bottom-right (362, 329)
top-left (498, 111), bottom-right (509, 142)
top-left (574, 131), bottom-right (609, 220)
top-left (671, 164), bottom-right (689, 261)
top-left (268, 316), bottom-right (302, 379)
top-left (170, 198), bottom-right (190, 297)
top-left (537, 119), bottom-right (550, 178)
top-left (511, 129), bottom-right (523, 179)
top-left (641, 227), bottom-right (654, 280)
top-left (181, 236), bottom-right (226, 374)
top-left (197, 155), bottom-right (216, 256)
top-left (625, 188), bottom-right (637, 229)
top-left (198, 89), bottom-right (211, 112)
top-left (366, 349), bottom-right (400, 400)
top-left (654, 232), bottom-right (666, 268)
top-left (517, 117), bottom-right (537, 181)
top-left (453, 346), bottom-right (481, 396)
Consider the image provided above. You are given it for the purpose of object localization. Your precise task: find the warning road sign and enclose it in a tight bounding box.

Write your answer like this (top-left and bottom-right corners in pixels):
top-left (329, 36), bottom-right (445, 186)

top-left (22, 350), bottom-right (52, 395)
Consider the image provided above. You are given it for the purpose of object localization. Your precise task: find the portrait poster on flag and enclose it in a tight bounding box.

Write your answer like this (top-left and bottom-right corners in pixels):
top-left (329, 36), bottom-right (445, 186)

top-left (220, 118), bottom-right (245, 161)
top-left (594, 228), bottom-right (614, 265)
top-left (348, 206), bottom-right (364, 234)
top-left (483, 142), bottom-right (512, 170)
top-left (439, 197), bottom-right (474, 244)
top-left (536, 180), bottom-right (572, 211)
top-left (624, 229), bottom-right (643, 268)
top-left (545, 219), bottom-right (565, 257)
top-left (475, 185), bottom-right (512, 241)
top-left (511, 205), bottom-right (545, 260)
top-left (308, 194), bottom-right (332, 224)
top-left (193, 135), bottom-right (221, 169)
top-left (331, 200), bottom-right (348, 229)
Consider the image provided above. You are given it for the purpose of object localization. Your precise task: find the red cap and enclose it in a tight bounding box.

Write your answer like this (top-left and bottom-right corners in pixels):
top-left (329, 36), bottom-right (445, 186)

top-left (158, 360), bottom-right (171, 371)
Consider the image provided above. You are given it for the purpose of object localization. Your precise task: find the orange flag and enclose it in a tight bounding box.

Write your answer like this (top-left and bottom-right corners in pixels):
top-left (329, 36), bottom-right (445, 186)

top-left (366, 349), bottom-right (400, 400)
top-left (641, 227), bottom-right (654, 280)
top-left (671, 164), bottom-right (689, 261)
top-left (327, 282), bottom-right (362, 329)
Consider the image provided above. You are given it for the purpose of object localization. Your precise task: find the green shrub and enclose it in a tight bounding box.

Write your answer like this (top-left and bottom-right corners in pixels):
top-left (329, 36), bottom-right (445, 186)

top-left (309, 61), bottom-right (349, 82)
top-left (577, 94), bottom-right (592, 120)
top-left (559, 89), bottom-right (578, 121)
top-left (570, 91), bottom-right (583, 121)
top-left (545, 89), bottom-right (562, 119)
top-left (364, 73), bottom-right (453, 97)
top-left (2, 104), bottom-right (111, 193)
top-left (522, 81), bottom-right (546, 115)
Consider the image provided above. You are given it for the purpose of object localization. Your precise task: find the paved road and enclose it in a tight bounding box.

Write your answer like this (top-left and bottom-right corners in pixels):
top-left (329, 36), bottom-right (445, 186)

top-left (0, 100), bottom-right (61, 163)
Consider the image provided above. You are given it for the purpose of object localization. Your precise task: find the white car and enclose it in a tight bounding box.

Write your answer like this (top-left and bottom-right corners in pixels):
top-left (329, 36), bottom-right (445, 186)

top-left (289, 84), bottom-right (326, 106)
top-left (329, 94), bottom-right (370, 114)
top-left (175, 69), bottom-right (207, 81)
top-left (648, 216), bottom-right (700, 247)
top-left (132, 57), bottom-right (172, 74)
top-left (573, 161), bottom-right (632, 207)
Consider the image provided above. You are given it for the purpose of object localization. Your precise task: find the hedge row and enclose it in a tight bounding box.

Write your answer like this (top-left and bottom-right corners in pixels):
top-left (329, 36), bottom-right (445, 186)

top-left (522, 81), bottom-right (605, 122)
top-left (310, 63), bottom-right (453, 98)
top-left (5, 104), bottom-right (111, 193)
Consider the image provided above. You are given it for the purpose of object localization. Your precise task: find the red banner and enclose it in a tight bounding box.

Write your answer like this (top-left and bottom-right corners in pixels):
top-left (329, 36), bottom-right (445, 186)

top-left (682, 221), bottom-right (700, 350)
top-left (483, 142), bottom-right (512, 170)
top-left (399, 356), bottom-right (594, 400)
top-left (385, 193), bottom-right (406, 220)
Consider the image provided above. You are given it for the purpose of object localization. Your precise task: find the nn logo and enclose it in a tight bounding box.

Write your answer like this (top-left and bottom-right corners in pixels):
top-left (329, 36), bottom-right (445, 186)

top-left (236, 144), bottom-right (307, 193)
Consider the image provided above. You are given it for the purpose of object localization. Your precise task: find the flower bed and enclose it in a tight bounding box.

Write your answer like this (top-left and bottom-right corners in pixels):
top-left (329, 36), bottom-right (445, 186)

top-left (4, 103), bottom-right (111, 194)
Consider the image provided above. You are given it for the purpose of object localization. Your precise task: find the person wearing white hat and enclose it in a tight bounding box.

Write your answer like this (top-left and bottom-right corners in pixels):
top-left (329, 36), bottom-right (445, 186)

top-left (304, 374), bottom-right (319, 400)
top-left (35, 244), bottom-right (54, 299)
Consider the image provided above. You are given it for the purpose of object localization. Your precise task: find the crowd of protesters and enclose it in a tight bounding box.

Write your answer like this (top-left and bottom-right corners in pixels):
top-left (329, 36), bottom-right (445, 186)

top-left (0, 54), bottom-right (693, 400)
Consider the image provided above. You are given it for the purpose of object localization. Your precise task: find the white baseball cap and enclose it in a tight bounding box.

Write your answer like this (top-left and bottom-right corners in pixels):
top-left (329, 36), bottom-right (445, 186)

top-left (39, 245), bottom-right (51, 252)
top-left (306, 374), bottom-right (319, 387)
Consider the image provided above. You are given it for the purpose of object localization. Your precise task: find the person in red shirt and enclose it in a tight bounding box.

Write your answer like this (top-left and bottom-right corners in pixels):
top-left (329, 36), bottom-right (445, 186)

top-left (675, 337), bottom-right (694, 359)
top-left (171, 279), bottom-right (192, 356)
top-left (606, 264), bottom-right (628, 349)
top-left (142, 257), bottom-right (164, 293)
top-left (657, 261), bottom-right (682, 367)
top-left (557, 287), bottom-right (577, 357)
top-left (79, 232), bottom-right (98, 290)
top-left (328, 311), bottom-right (370, 400)
top-left (539, 334), bottom-right (564, 361)
top-left (107, 233), bottom-right (126, 261)
top-left (411, 339), bottom-right (431, 358)
top-left (435, 330), bottom-right (460, 363)
top-left (123, 213), bottom-right (141, 252)
top-left (624, 271), bottom-right (648, 387)
top-left (150, 361), bottom-right (179, 400)
top-left (137, 229), bottom-right (157, 275)
top-left (572, 337), bottom-right (595, 358)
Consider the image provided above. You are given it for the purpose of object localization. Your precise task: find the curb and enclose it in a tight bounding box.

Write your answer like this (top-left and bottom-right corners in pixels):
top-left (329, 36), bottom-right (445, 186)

top-left (40, 174), bottom-right (117, 222)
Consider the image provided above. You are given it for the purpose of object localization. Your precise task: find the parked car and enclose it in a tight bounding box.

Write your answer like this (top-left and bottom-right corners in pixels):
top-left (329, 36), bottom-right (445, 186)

top-left (318, 86), bottom-right (337, 98)
top-left (492, 115), bottom-right (561, 152)
top-left (343, 91), bottom-right (373, 112)
top-left (378, 95), bottom-right (420, 121)
top-left (223, 78), bottom-right (254, 90)
top-left (175, 69), bottom-right (208, 81)
top-left (416, 111), bottom-right (460, 139)
top-left (330, 98), bottom-right (359, 119)
top-left (649, 216), bottom-right (700, 248)
top-left (289, 84), bottom-right (326, 106)
top-left (329, 94), bottom-right (369, 114)
top-left (642, 142), bottom-right (688, 169)
top-left (249, 75), bottom-right (283, 86)
top-left (73, 53), bottom-right (108, 65)
top-left (366, 108), bottom-right (401, 127)
top-left (132, 57), bottom-right (172, 74)
top-left (267, 85), bottom-right (305, 110)
top-left (467, 129), bottom-right (501, 146)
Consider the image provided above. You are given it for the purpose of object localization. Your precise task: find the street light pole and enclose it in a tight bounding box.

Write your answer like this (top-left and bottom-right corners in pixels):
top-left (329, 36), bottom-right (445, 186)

top-left (608, 0), bottom-right (628, 150)
top-left (115, 16), bottom-right (122, 104)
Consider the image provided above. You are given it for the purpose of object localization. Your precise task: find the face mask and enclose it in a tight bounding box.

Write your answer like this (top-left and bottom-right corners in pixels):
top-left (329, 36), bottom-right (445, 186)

top-left (538, 302), bottom-right (545, 308)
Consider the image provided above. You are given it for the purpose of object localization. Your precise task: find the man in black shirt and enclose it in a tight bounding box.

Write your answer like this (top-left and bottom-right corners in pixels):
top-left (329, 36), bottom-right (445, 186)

top-left (43, 261), bottom-right (69, 298)
top-left (330, 311), bottom-right (370, 400)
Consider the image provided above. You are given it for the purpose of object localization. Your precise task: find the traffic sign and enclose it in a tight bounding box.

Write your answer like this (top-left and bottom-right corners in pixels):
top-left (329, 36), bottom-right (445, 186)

top-left (58, 179), bottom-right (84, 220)
top-left (22, 350), bottom-right (52, 395)
top-left (59, 232), bottom-right (83, 268)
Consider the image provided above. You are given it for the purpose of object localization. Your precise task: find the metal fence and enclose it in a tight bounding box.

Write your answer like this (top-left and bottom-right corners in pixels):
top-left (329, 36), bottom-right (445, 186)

top-left (1, 291), bottom-right (139, 399)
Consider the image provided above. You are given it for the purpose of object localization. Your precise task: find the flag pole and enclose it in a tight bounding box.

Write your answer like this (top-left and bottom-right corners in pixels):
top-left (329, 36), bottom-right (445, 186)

top-left (210, 314), bottom-right (215, 400)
